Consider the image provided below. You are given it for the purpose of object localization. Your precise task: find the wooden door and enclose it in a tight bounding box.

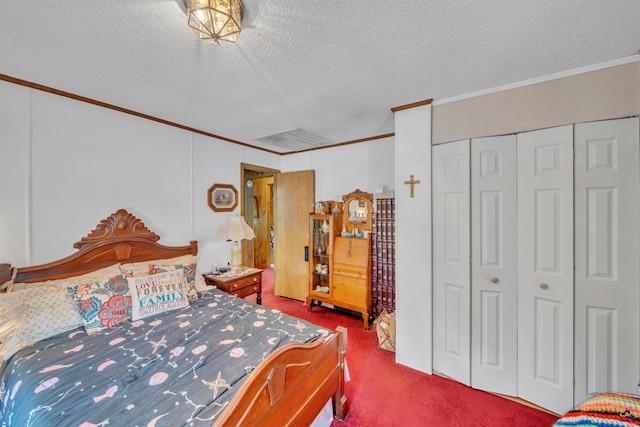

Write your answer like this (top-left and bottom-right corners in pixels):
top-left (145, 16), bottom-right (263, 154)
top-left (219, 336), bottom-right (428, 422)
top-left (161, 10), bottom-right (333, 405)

top-left (274, 170), bottom-right (314, 300)
top-left (249, 176), bottom-right (274, 268)
top-left (574, 117), bottom-right (640, 404)
top-left (517, 126), bottom-right (573, 415)
top-left (470, 135), bottom-right (518, 396)
top-left (433, 139), bottom-right (471, 386)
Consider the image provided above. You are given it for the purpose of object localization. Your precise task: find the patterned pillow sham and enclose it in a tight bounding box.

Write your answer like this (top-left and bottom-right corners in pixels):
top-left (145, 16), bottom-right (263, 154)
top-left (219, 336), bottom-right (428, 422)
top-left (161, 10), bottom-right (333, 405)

top-left (8, 263), bottom-right (123, 292)
top-left (121, 255), bottom-right (202, 301)
top-left (127, 270), bottom-right (189, 321)
top-left (0, 292), bottom-right (29, 361)
top-left (68, 274), bottom-right (132, 335)
top-left (0, 283), bottom-right (84, 361)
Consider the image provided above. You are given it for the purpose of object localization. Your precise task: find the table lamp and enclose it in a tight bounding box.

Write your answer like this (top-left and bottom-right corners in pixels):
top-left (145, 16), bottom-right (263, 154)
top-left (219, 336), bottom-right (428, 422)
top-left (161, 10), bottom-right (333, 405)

top-left (219, 216), bottom-right (255, 267)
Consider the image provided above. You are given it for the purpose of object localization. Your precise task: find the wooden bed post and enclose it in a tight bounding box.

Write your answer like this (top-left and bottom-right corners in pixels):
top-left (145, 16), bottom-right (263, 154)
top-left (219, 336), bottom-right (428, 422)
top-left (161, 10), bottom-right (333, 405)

top-left (334, 325), bottom-right (349, 421)
top-left (0, 263), bottom-right (13, 287)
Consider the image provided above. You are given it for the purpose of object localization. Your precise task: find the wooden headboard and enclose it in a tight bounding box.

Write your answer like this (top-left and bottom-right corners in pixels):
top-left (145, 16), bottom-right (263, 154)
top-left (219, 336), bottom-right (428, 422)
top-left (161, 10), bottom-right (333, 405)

top-left (0, 209), bottom-right (198, 285)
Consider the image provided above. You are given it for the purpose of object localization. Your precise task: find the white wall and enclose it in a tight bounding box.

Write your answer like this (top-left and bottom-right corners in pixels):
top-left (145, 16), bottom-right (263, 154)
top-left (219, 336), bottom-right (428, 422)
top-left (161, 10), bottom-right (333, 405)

top-left (394, 104), bottom-right (432, 373)
top-left (0, 82), bottom-right (30, 265)
top-left (192, 133), bottom-right (278, 271)
top-left (280, 137), bottom-right (396, 200)
top-left (0, 80), bottom-right (280, 273)
top-left (0, 82), bottom-right (398, 364)
top-left (0, 79), bottom-right (389, 275)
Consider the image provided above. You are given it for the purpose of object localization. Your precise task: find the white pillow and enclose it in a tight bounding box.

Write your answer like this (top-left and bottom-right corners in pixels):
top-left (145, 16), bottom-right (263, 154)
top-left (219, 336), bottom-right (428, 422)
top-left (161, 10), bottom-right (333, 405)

top-left (194, 269), bottom-right (208, 292)
top-left (0, 283), bottom-right (84, 361)
top-left (121, 255), bottom-right (194, 277)
top-left (0, 292), bottom-right (29, 361)
top-left (8, 263), bottom-right (123, 292)
top-left (127, 271), bottom-right (189, 321)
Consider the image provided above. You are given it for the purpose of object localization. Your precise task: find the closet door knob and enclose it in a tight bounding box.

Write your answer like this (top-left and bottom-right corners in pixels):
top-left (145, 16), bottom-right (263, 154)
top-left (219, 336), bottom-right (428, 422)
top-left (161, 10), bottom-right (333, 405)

top-left (491, 277), bottom-right (500, 284)
top-left (539, 283), bottom-right (549, 290)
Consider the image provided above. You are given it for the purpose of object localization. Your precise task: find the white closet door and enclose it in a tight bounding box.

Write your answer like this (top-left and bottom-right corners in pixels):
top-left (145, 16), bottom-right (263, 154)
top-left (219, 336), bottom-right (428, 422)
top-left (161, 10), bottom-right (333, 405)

top-left (433, 139), bottom-right (471, 385)
top-left (574, 117), bottom-right (640, 404)
top-left (517, 126), bottom-right (574, 414)
top-left (471, 135), bottom-right (518, 396)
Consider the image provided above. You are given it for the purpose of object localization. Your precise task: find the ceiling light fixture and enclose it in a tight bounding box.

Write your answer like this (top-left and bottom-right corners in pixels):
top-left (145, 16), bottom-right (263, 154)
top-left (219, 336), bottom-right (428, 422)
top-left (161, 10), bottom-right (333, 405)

top-left (183, 0), bottom-right (243, 44)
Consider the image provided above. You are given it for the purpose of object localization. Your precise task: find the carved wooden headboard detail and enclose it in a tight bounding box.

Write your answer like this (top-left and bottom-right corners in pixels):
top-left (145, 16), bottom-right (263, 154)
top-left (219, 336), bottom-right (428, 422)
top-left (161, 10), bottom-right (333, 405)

top-left (0, 209), bottom-right (198, 285)
top-left (73, 209), bottom-right (161, 250)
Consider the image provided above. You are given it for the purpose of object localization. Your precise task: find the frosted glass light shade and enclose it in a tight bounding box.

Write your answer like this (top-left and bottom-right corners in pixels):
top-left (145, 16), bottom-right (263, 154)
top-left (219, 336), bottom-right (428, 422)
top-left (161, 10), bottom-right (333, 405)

top-left (184, 0), bottom-right (243, 43)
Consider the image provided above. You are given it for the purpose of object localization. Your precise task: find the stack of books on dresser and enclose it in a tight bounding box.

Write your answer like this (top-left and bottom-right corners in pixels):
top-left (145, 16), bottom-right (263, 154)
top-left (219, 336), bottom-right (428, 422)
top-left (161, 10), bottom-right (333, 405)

top-left (372, 192), bottom-right (396, 318)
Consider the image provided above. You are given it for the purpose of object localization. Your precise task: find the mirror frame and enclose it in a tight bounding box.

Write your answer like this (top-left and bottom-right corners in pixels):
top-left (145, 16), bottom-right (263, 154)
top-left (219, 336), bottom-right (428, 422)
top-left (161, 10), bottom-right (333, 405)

top-left (342, 189), bottom-right (373, 234)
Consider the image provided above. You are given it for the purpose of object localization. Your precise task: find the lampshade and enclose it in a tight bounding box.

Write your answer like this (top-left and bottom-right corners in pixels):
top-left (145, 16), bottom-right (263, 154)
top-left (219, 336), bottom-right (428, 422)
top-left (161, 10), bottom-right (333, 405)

top-left (183, 0), bottom-right (243, 43)
top-left (220, 216), bottom-right (254, 267)
top-left (219, 216), bottom-right (255, 242)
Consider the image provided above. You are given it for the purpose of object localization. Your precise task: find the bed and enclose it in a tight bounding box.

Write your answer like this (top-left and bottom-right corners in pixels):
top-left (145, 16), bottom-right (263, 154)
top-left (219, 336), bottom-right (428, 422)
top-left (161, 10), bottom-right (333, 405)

top-left (553, 392), bottom-right (640, 426)
top-left (0, 209), bottom-right (348, 426)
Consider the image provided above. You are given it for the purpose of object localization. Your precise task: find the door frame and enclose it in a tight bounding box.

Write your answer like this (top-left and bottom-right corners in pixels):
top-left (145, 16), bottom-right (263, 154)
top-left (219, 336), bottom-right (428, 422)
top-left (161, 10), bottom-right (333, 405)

top-left (240, 163), bottom-right (280, 267)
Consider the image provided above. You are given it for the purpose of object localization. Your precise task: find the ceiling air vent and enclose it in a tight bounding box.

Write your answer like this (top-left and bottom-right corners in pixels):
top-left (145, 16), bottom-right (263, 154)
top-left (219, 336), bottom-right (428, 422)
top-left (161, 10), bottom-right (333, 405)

top-left (254, 128), bottom-right (334, 151)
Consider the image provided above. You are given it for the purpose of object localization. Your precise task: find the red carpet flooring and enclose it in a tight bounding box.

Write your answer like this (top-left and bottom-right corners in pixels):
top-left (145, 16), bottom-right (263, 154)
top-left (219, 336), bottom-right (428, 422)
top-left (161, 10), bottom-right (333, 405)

top-left (247, 268), bottom-right (559, 427)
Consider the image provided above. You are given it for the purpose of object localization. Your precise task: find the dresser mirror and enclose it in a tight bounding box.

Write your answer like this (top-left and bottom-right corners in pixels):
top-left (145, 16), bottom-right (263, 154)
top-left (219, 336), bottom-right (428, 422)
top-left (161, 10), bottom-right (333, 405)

top-left (342, 189), bottom-right (373, 234)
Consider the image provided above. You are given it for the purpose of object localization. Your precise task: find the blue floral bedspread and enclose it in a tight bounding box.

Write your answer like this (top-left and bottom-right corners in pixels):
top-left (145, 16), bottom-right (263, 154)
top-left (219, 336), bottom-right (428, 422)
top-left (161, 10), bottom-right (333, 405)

top-left (0, 290), bottom-right (329, 427)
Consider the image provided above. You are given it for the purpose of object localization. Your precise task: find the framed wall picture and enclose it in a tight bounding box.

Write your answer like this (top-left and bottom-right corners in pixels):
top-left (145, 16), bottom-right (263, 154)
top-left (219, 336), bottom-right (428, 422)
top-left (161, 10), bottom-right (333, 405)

top-left (208, 184), bottom-right (238, 212)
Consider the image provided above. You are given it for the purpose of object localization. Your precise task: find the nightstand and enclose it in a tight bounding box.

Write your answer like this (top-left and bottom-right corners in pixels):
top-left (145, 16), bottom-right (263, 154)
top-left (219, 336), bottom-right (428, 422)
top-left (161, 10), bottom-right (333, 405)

top-left (202, 267), bottom-right (262, 305)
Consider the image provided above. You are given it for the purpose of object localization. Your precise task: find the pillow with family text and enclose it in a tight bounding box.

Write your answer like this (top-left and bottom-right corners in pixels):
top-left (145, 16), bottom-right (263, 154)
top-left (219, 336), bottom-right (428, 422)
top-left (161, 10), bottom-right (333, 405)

top-left (148, 261), bottom-right (199, 303)
top-left (121, 255), bottom-right (203, 301)
top-left (127, 270), bottom-right (189, 321)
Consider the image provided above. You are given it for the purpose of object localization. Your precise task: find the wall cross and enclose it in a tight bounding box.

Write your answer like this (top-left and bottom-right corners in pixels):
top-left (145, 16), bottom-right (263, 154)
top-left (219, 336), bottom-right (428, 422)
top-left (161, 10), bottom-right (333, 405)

top-left (404, 174), bottom-right (420, 198)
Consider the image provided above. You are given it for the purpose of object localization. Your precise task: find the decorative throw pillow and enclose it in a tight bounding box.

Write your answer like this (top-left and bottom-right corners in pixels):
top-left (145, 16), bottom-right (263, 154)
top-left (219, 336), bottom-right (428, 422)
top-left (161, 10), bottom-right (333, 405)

top-left (68, 274), bottom-right (132, 335)
top-left (127, 270), bottom-right (189, 321)
top-left (122, 255), bottom-right (201, 302)
top-left (149, 262), bottom-right (199, 302)
top-left (0, 283), bottom-right (84, 361)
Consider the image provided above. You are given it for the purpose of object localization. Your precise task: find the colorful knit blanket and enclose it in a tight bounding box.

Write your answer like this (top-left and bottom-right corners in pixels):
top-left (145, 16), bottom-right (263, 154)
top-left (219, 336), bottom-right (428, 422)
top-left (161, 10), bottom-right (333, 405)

top-left (554, 393), bottom-right (640, 426)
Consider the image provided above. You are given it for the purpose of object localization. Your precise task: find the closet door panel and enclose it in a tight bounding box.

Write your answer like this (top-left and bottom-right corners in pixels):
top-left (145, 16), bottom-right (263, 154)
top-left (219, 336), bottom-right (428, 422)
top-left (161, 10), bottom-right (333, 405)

top-left (471, 135), bottom-right (517, 396)
top-left (517, 125), bottom-right (574, 415)
top-left (574, 117), bottom-right (639, 404)
top-left (433, 140), bottom-right (471, 385)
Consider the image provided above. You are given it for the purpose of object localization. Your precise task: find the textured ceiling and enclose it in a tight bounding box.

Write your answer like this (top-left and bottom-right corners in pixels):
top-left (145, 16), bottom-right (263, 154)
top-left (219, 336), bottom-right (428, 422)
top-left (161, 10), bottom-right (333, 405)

top-left (1, 1), bottom-right (639, 153)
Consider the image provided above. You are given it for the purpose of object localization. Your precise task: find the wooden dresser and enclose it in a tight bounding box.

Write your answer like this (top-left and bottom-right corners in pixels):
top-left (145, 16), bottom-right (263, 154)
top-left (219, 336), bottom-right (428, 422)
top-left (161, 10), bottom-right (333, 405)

top-left (202, 268), bottom-right (262, 304)
top-left (331, 236), bottom-right (371, 329)
top-left (308, 235), bottom-right (371, 329)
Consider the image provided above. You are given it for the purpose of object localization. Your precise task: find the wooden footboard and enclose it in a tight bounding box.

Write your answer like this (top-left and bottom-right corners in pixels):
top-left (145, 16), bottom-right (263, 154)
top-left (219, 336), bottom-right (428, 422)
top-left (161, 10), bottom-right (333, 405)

top-left (213, 326), bottom-right (349, 427)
